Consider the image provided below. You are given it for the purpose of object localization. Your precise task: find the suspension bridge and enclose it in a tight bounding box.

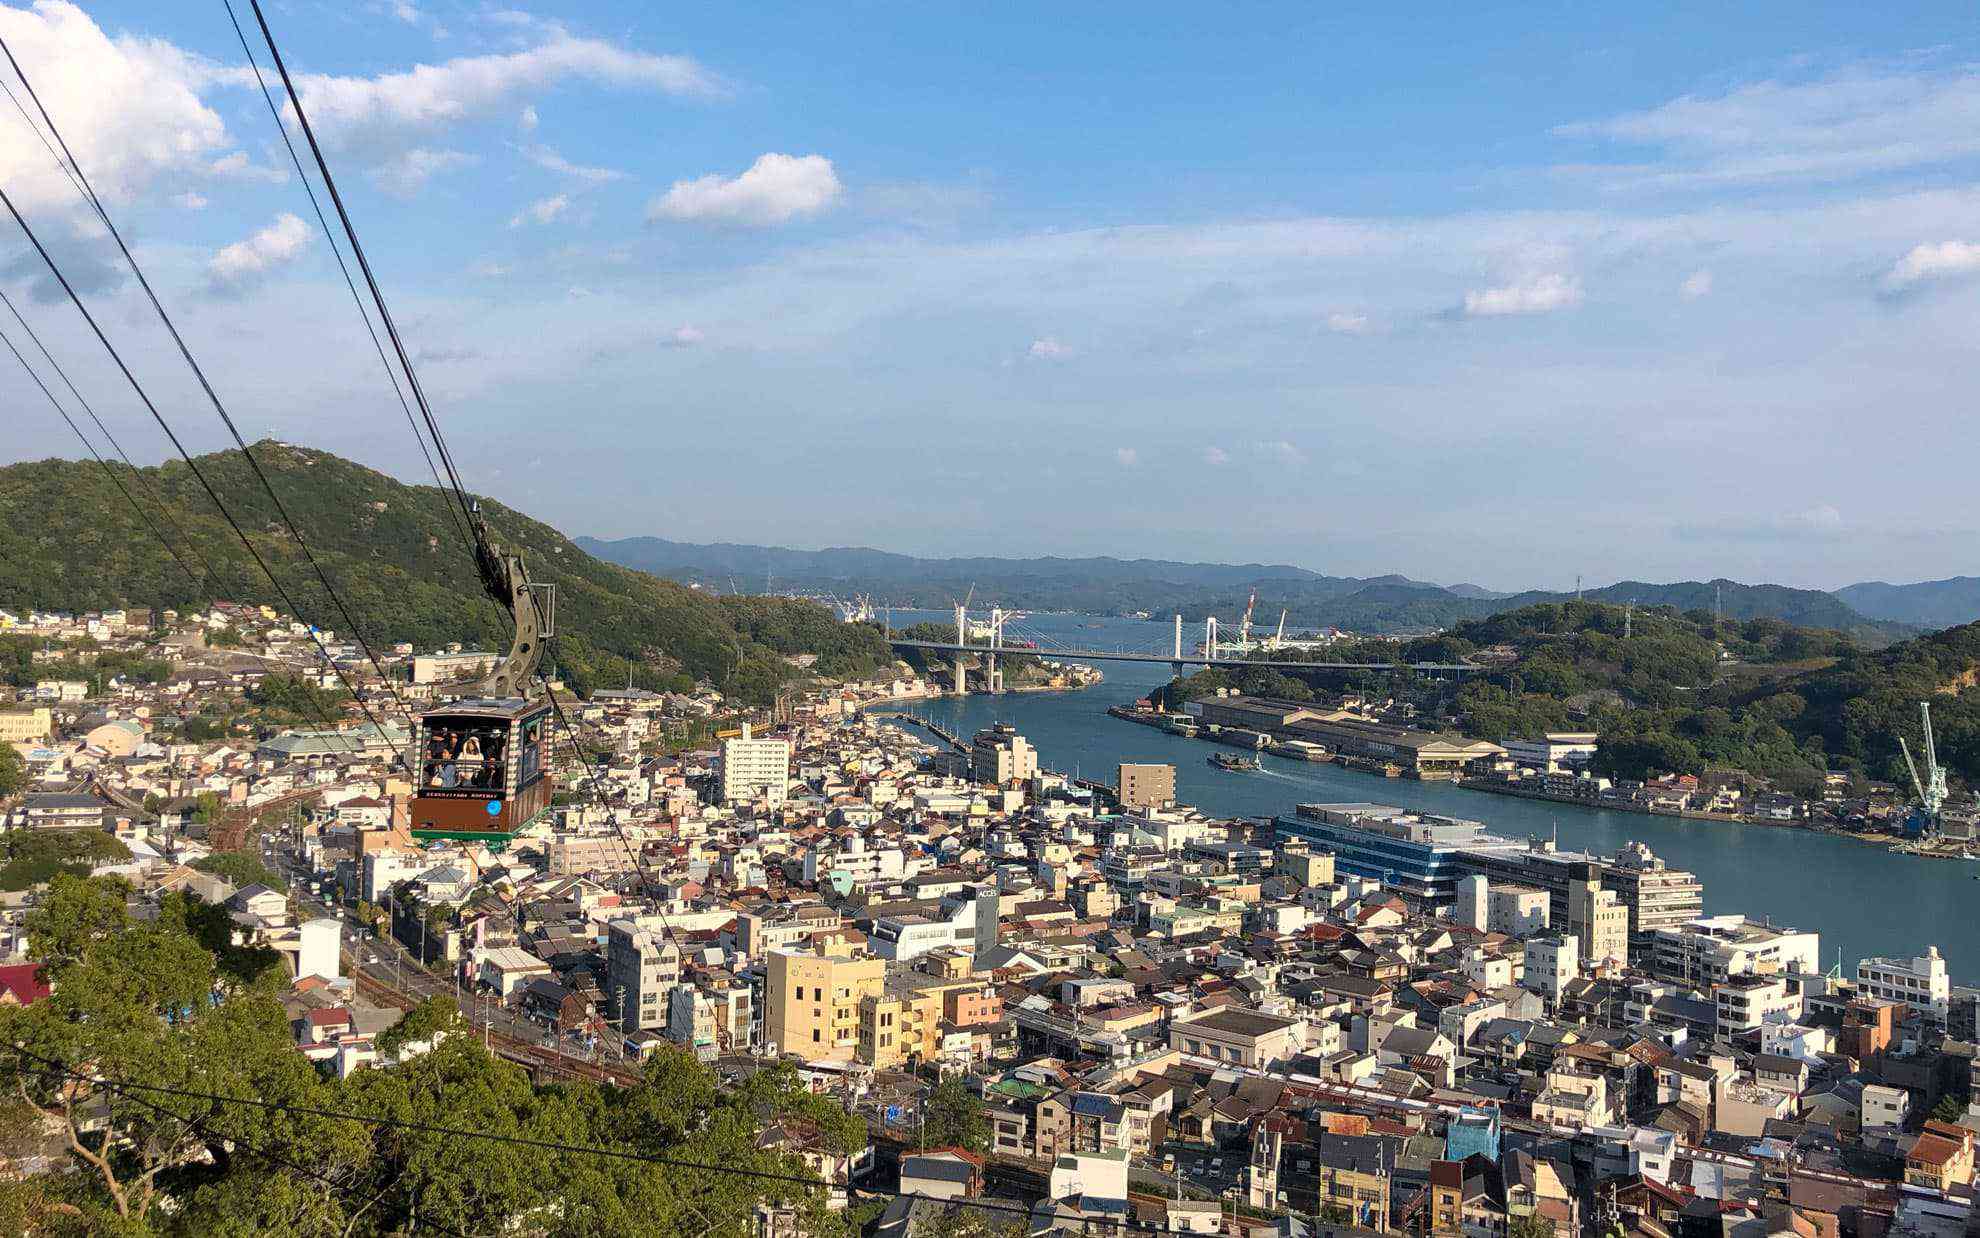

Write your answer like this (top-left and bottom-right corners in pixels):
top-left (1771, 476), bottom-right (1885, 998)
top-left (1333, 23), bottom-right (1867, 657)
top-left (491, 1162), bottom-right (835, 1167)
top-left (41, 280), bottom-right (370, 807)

top-left (880, 607), bottom-right (1479, 694)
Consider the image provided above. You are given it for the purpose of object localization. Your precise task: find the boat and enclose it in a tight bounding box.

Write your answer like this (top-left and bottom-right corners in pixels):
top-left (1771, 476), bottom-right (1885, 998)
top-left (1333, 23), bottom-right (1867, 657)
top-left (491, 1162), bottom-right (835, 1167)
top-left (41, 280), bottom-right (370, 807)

top-left (1209, 752), bottom-right (1261, 772)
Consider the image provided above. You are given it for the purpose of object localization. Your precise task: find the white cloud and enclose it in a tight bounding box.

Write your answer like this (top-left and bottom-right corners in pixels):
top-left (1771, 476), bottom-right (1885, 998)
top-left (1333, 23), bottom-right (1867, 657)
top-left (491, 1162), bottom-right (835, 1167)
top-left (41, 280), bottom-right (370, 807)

top-left (667, 325), bottom-right (705, 347)
top-left (390, 1), bottom-right (421, 24)
top-left (1113, 447), bottom-right (1140, 468)
top-left (1556, 63), bottom-right (1980, 192)
top-left (0, 2), bottom-right (230, 215)
top-left (469, 259), bottom-right (512, 277)
top-left (1463, 273), bottom-right (1583, 317)
top-left (369, 147), bottom-right (474, 197)
top-left (1200, 446), bottom-right (1230, 466)
top-left (523, 144), bottom-right (624, 184)
top-left (509, 193), bottom-right (570, 228)
top-left (518, 105), bottom-right (539, 131)
top-left (1248, 440), bottom-right (1308, 467)
top-left (208, 150), bottom-right (288, 184)
top-left (647, 153), bottom-right (842, 227)
top-left (1325, 311), bottom-right (1369, 333)
top-left (1681, 269), bottom-right (1713, 299)
top-left (1026, 337), bottom-right (1071, 360)
top-left (290, 34), bottom-right (725, 153)
top-left (173, 191), bottom-right (208, 210)
top-left (207, 213), bottom-right (311, 291)
top-left (1882, 240), bottom-right (1980, 291)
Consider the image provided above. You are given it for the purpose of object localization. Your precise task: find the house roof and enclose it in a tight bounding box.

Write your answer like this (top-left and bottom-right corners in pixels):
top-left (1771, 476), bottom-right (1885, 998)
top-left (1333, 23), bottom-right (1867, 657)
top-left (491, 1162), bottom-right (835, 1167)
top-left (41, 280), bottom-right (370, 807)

top-left (0, 963), bottom-right (50, 1006)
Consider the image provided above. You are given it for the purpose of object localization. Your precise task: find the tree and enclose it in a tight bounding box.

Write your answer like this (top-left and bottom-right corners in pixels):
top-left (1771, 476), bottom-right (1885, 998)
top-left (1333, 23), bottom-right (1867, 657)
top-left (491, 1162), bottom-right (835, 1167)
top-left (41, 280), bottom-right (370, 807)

top-left (918, 1075), bottom-right (990, 1154)
top-left (0, 743), bottom-right (23, 798)
top-left (1508, 1216), bottom-right (1556, 1238)
top-left (1932, 1094), bottom-right (1967, 1123)
top-left (190, 850), bottom-right (285, 892)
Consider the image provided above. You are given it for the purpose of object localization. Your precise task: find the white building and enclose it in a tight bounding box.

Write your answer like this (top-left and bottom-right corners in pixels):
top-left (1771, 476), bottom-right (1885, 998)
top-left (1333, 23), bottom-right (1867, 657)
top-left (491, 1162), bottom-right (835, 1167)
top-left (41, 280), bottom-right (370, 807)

top-left (716, 724), bottom-right (791, 808)
top-left (1524, 934), bottom-right (1579, 1004)
top-left (1856, 946), bottom-right (1951, 1026)
top-left (296, 917), bottom-right (341, 982)
top-left (1504, 732), bottom-right (1599, 772)
top-left (1714, 975), bottom-right (1802, 1036)
top-left (1048, 1148), bottom-right (1129, 1204)
top-left (1652, 915), bottom-right (1821, 986)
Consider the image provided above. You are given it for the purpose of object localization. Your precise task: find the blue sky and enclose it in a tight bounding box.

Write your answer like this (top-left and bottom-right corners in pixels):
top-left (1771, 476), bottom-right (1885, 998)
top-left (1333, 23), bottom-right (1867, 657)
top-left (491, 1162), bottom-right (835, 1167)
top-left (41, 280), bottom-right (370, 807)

top-left (5, 1), bottom-right (1980, 590)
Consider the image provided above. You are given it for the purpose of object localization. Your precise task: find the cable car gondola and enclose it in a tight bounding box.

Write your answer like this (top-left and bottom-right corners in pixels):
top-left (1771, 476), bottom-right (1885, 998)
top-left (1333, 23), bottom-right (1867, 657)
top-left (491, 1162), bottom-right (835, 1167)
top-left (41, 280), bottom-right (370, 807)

top-left (410, 521), bottom-right (557, 845)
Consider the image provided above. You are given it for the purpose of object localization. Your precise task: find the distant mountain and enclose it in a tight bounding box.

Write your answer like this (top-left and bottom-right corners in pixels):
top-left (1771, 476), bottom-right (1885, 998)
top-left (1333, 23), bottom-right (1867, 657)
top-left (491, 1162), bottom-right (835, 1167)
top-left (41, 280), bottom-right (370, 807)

top-left (1835, 577), bottom-right (1980, 629)
top-left (580, 536), bottom-right (1916, 645)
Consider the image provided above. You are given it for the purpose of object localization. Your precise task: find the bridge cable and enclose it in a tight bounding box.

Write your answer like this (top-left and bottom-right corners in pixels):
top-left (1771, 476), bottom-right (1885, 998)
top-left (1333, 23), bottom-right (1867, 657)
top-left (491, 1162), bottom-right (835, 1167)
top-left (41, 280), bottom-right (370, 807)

top-left (0, 34), bottom-right (425, 745)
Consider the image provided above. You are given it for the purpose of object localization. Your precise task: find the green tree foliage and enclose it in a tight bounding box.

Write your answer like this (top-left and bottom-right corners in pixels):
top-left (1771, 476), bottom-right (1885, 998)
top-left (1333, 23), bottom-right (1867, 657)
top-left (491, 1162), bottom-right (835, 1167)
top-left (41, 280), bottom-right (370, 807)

top-left (188, 851), bottom-right (285, 892)
top-left (0, 831), bottom-right (130, 892)
top-left (918, 1075), bottom-right (991, 1154)
top-left (0, 741), bottom-right (24, 798)
top-left (0, 875), bottom-right (868, 1237)
top-left (245, 674), bottom-right (349, 725)
top-left (1509, 1216), bottom-right (1557, 1238)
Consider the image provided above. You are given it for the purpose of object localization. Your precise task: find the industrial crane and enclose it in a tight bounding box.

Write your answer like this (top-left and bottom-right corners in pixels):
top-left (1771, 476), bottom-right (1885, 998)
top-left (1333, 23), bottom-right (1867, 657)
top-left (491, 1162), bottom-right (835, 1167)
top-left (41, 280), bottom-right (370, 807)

top-left (1899, 699), bottom-right (1950, 836)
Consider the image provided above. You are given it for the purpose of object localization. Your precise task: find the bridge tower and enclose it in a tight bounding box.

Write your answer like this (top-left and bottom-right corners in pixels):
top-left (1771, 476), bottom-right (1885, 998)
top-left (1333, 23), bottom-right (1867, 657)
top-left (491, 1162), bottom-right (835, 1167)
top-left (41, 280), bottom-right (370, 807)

top-left (1172, 613), bottom-right (1186, 679)
top-left (985, 607), bottom-right (1006, 694)
top-left (1204, 617), bottom-right (1219, 662)
top-left (952, 603), bottom-right (967, 696)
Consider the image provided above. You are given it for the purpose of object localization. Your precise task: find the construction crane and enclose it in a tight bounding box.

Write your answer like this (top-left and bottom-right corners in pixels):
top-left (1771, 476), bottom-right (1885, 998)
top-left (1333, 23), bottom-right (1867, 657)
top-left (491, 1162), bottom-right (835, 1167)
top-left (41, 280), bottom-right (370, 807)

top-left (1270, 608), bottom-right (1288, 651)
top-left (1239, 589), bottom-right (1257, 651)
top-left (1899, 699), bottom-right (1950, 836)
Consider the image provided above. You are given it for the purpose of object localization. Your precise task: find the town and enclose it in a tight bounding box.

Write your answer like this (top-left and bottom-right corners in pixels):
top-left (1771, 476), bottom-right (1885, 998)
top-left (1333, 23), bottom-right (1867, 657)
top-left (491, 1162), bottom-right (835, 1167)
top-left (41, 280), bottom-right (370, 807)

top-left (5, 600), bottom-right (1980, 1238)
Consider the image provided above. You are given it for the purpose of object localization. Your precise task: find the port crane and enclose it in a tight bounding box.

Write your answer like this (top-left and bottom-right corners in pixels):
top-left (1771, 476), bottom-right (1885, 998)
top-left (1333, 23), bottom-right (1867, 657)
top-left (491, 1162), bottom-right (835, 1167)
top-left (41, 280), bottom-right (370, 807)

top-left (1899, 700), bottom-right (1950, 835)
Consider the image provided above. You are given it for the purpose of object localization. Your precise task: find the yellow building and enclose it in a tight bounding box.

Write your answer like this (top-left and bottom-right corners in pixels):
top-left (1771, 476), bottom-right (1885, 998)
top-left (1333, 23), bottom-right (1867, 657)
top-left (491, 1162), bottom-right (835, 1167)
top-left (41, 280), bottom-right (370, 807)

top-left (0, 707), bottom-right (51, 743)
top-left (765, 949), bottom-right (885, 1063)
top-left (857, 990), bottom-right (942, 1068)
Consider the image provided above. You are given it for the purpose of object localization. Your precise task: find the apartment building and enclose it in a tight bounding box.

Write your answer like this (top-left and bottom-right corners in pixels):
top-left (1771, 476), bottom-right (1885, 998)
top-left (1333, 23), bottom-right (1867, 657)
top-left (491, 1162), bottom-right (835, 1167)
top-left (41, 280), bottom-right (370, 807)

top-left (1117, 762), bottom-right (1176, 811)
top-left (606, 919), bottom-right (682, 1033)
top-left (765, 948), bottom-right (886, 1062)
top-left (970, 724), bottom-right (1038, 786)
top-left (716, 724), bottom-right (792, 807)
top-left (1857, 946), bottom-right (1951, 1026)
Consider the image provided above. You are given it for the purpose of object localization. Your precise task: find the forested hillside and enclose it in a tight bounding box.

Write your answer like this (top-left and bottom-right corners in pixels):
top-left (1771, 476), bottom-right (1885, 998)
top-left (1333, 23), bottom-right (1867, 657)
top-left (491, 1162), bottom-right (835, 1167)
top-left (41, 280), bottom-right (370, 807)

top-left (1165, 600), bottom-right (1980, 794)
top-left (0, 447), bottom-right (894, 702)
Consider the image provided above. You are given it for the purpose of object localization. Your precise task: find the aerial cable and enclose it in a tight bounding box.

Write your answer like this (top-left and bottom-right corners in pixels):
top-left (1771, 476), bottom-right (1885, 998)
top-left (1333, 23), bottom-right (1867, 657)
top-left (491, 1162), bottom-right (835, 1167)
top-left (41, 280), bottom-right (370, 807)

top-left (4, 1041), bottom-right (1236, 1237)
top-left (218, 0), bottom-right (477, 563)
top-left (244, 0), bottom-right (486, 557)
top-left (0, 35), bottom-right (423, 741)
top-left (0, 319), bottom-right (208, 594)
top-left (12, 1046), bottom-right (477, 1238)
top-left (0, 182), bottom-right (398, 761)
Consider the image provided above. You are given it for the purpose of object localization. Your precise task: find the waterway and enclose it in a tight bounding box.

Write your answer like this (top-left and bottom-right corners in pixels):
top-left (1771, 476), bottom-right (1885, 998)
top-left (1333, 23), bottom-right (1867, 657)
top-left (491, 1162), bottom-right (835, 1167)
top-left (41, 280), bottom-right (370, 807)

top-left (878, 610), bottom-right (1975, 982)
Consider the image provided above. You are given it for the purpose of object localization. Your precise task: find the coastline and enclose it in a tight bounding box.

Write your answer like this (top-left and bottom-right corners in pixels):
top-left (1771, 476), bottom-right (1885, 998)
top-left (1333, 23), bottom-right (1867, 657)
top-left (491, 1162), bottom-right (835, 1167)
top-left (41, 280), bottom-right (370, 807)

top-left (1103, 702), bottom-right (1936, 858)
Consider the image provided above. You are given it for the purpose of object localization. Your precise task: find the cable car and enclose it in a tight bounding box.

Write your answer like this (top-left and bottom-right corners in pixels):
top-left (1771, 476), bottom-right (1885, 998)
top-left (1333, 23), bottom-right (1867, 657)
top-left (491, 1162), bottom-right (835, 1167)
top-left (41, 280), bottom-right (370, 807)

top-left (410, 697), bottom-right (551, 842)
top-left (409, 515), bottom-right (558, 845)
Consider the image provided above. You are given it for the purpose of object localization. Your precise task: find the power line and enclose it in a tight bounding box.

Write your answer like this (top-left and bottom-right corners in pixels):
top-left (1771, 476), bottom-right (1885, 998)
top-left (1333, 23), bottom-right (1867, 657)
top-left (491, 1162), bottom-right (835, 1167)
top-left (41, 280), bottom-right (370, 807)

top-left (0, 277), bottom-right (226, 597)
top-left (243, 0), bottom-right (485, 557)
top-left (0, 183), bottom-right (397, 762)
top-left (218, 0), bottom-right (477, 564)
top-left (0, 34), bottom-right (423, 743)
top-left (10, 1045), bottom-right (475, 1238)
top-left (4, 1041), bottom-right (1226, 1237)
top-left (0, 319), bottom-right (208, 596)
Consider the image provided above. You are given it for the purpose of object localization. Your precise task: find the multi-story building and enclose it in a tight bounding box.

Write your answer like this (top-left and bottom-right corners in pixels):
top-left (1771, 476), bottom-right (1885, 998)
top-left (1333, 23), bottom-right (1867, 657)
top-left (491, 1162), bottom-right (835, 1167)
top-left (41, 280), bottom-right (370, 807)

top-left (1857, 946), bottom-right (1951, 1026)
top-left (606, 918), bottom-right (681, 1033)
top-left (1273, 803), bottom-right (1525, 906)
top-left (546, 835), bottom-right (639, 877)
top-left (764, 948), bottom-right (885, 1062)
top-left (1453, 839), bottom-right (1702, 962)
top-left (1714, 974), bottom-right (1800, 1037)
top-left (1651, 916), bottom-right (1820, 986)
top-left (970, 724), bottom-right (1037, 786)
top-left (1117, 763), bottom-right (1176, 811)
top-left (1503, 732), bottom-right (1598, 772)
top-left (1524, 935), bottom-right (1579, 1005)
top-left (856, 985), bottom-right (943, 1069)
top-left (0, 706), bottom-right (51, 742)
top-left (1312, 1133), bottom-right (1395, 1232)
top-left (716, 724), bottom-right (791, 807)
top-left (1568, 869), bottom-right (1629, 967)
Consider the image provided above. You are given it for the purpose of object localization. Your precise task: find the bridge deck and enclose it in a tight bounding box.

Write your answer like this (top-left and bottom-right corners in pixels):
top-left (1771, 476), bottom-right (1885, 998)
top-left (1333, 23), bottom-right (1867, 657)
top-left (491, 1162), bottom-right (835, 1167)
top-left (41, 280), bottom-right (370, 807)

top-left (882, 638), bottom-right (1475, 674)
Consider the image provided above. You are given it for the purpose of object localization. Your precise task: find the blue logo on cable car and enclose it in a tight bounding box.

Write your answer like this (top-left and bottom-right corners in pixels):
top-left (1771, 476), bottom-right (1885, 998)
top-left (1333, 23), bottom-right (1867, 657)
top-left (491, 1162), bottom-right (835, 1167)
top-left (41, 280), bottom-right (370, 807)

top-left (486, 800), bottom-right (503, 816)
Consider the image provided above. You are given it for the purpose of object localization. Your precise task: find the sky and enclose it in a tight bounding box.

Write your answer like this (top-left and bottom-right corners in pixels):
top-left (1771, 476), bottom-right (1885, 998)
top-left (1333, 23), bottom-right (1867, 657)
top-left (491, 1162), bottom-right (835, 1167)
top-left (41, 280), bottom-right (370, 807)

top-left (2, 1), bottom-right (1979, 591)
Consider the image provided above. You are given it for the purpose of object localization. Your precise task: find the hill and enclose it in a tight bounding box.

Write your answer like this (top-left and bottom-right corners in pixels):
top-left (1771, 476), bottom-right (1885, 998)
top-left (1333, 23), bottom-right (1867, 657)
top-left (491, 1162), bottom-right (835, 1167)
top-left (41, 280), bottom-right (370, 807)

top-left (579, 535), bottom-right (1912, 643)
top-left (0, 446), bottom-right (893, 702)
top-left (1835, 577), bottom-right (1980, 629)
